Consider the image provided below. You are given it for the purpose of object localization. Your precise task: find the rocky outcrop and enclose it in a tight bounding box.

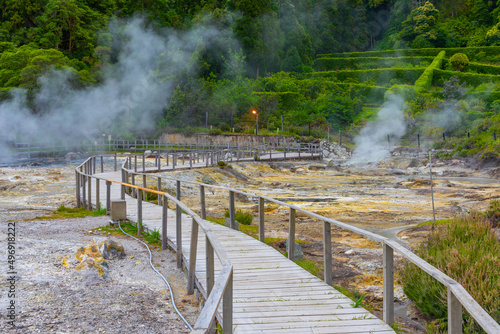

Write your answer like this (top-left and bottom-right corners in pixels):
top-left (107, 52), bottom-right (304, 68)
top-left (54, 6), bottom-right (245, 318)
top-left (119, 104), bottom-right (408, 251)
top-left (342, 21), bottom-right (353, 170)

top-left (320, 140), bottom-right (350, 159)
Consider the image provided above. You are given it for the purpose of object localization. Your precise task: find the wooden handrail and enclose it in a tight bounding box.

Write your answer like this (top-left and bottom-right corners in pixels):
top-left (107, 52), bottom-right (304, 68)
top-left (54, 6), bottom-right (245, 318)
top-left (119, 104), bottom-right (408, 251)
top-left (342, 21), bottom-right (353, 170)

top-left (122, 153), bottom-right (500, 334)
top-left (76, 155), bottom-right (233, 333)
top-left (76, 153), bottom-right (500, 334)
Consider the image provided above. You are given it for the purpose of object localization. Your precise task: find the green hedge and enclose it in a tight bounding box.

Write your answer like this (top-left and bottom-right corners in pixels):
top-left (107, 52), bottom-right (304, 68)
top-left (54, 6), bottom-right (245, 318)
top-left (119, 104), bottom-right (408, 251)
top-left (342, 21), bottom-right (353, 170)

top-left (433, 69), bottom-right (500, 87)
top-left (317, 46), bottom-right (500, 62)
top-left (415, 51), bottom-right (446, 91)
top-left (314, 56), bottom-right (433, 71)
top-left (465, 62), bottom-right (500, 75)
top-left (258, 83), bottom-right (387, 107)
top-left (310, 68), bottom-right (424, 86)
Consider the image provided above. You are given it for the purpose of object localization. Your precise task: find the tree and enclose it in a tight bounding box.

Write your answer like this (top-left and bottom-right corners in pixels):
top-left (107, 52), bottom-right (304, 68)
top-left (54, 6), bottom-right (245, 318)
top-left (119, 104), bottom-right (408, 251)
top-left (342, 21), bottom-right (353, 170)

top-left (399, 1), bottom-right (441, 48)
top-left (450, 53), bottom-right (469, 71)
top-left (35, 0), bottom-right (104, 59)
top-left (281, 46), bottom-right (302, 72)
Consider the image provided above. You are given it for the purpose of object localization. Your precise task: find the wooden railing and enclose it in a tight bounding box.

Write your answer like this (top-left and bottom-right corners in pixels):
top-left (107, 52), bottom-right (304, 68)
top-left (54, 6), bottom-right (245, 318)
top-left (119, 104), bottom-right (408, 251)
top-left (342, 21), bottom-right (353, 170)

top-left (117, 153), bottom-right (500, 334)
top-left (75, 155), bottom-right (233, 333)
top-left (75, 153), bottom-right (500, 334)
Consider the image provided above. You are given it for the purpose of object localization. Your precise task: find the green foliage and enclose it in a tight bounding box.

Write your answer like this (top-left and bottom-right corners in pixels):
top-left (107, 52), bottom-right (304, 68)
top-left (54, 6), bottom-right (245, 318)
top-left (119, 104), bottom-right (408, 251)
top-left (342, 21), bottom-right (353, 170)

top-left (433, 70), bottom-right (500, 87)
top-left (318, 47), bottom-right (500, 60)
top-left (310, 68), bottom-right (424, 86)
top-left (315, 56), bottom-right (434, 71)
top-left (224, 209), bottom-right (253, 225)
top-left (351, 292), bottom-right (368, 308)
top-left (414, 51), bottom-right (446, 92)
top-left (28, 203), bottom-right (106, 220)
top-left (401, 208), bottom-right (500, 332)
top-left (217, 160), bottom-right (227, 167)
top-left (441, 76), bottom-right (467, 100)
top-left (450, 53), bottom-right (470, 71)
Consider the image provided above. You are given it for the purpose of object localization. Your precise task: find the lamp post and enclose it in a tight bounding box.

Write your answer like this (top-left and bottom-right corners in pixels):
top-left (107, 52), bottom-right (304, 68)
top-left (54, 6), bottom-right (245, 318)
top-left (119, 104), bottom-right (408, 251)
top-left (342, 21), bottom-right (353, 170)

top-left (252, 109), bottom-right (258, 135)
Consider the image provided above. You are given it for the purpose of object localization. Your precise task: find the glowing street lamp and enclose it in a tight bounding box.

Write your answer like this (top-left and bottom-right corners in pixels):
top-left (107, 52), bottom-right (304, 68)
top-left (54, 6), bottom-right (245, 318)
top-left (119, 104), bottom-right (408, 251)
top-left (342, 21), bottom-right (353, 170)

top-left (252, 109), bottom-right (258, 135)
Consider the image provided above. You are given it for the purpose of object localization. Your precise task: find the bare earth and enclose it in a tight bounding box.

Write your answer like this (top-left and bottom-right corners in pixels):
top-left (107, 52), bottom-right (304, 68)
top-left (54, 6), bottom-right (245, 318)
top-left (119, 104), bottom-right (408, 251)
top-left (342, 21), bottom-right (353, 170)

top-left (0, 162), bottom-right (199, 334)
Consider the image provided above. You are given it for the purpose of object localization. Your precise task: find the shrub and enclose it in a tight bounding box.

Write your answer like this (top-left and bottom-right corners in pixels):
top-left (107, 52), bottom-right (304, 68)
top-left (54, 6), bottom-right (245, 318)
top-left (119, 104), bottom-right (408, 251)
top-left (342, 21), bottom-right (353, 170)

top-left (224, 209), bottom-right (253, 225)
top-left (414, 51), bottom-right (446, 92)
top-left (314, 56), bottom-right (433, 71)
top-left (450, 53), bottom-right (470, 71)
top-left (401, 208), bottom-right (500, 332)
top-left (316, 46), bottom-right (500, 59)
top-left (209, 128), bottom-right (222, 135)
top-left (310, 68), bottom-right (424, 86)
top-left (433, 70), bottom-right (500, 87)
top-left (220, 122), bottom-right (231, 132)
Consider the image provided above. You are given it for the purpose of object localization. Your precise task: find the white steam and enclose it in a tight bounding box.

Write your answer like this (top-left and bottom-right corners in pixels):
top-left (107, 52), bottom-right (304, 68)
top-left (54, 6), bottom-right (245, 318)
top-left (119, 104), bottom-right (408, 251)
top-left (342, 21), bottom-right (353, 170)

top-left (0, 18), bottom-right (236, 161)
top-left (351, 94), bottom-right (406, 163)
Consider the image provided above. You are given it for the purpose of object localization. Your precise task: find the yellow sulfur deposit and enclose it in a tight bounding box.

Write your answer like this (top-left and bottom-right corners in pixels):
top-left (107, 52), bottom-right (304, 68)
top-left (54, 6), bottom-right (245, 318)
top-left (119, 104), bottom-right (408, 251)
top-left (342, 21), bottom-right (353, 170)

top-left (75, 238), bottom-right (105, 263)
top-left (74, 239), bottom-right (107, 278)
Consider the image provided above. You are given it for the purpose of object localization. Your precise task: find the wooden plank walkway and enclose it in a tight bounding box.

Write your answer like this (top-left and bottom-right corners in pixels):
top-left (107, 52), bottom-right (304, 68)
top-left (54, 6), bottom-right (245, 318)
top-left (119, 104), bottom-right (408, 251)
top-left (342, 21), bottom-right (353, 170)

top-left (88, 161), bottom-right (394, 333)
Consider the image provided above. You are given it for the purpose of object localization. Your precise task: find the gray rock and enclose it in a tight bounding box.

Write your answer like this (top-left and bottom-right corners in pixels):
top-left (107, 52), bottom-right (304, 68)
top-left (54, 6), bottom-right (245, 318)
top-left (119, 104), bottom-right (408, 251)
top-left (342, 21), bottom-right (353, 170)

top-left (99, 239), bottom-right (125, 260)
top-left (308, 164), bottom-right (326, 171)
top-left (286, 240), bottom-right (303, 260)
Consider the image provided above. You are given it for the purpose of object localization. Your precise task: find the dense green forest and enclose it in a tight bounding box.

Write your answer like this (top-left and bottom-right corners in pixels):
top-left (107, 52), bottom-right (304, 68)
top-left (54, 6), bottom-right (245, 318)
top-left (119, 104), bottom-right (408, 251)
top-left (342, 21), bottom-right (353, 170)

top-left (1, 0), bottom-right (500, 159)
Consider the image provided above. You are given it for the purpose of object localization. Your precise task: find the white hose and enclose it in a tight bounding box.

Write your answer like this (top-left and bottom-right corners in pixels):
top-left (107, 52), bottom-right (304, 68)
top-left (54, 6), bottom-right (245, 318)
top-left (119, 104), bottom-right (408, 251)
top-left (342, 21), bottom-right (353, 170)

top-left (114, 220), bottom-right (194, 331)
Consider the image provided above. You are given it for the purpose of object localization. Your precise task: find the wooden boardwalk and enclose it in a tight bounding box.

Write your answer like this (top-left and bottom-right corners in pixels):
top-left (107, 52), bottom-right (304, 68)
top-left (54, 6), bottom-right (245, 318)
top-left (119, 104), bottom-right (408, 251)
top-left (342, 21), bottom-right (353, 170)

top-left (89, 161), bottom-right (394, 333)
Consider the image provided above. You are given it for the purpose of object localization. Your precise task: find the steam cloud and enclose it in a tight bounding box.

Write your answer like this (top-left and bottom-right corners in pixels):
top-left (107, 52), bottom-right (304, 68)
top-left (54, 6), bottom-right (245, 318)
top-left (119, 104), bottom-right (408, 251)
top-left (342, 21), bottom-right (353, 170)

top-left (0, 18), bottom-right (237, 161)
top-left (351, 94), bottom-right (406, 163)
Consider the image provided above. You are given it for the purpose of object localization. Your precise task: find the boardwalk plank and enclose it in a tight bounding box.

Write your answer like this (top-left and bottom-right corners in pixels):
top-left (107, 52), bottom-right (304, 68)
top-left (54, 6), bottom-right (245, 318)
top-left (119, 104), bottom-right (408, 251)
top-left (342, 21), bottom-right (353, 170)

top-left (90, 168), bottom-right (394, 334)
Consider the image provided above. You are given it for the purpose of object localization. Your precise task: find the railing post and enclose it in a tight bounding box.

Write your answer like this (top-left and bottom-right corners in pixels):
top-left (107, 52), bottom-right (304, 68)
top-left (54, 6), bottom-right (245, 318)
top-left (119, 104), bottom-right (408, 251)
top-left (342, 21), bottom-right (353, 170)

top-left (100, 156), bottom-right (103, 173)
top-left (76, 171), bottom-right (81, 208)
top-left (134, 155), bottom-right (137, 172)
top-left (323, 221), bottom-right (332, 285)
top-left (176, 180), bottom-right (182, 268)
top-left (200, 185), bottom-right (206, 219)
top-left (157, 178), bottom-right (162, 205)
top-left (131, 174), bottom-right (136, 198)
top-left (106, 181), bottom-right (111, 215)
top-left (87, 175), bottom-right (92, 211)
top-left (95, 178), bottom-right (100, 210)
top-left (189, 152), bottom-right (193, 169)
top-left (187, 217), bottom-right (198, 295)
top-left (258, 197), bottom-right (265, 242)
top-left (162, 195), bottom-right (168, 250)
top-left (383, 243), bottom-right (395, 325)
top-left (137, 190), bottom-right (142, 236)
top-left (288, 208), bottom-right (295, 261)
top-left (448, 288), bottom-right (462, 334)
top-left (142, 152), bottom-right (145, 173)
top-left (206, 237), bottom-right (214, 295)
top-left (82, 174), bottom-right (86, 208)
top-left (223, 269), bottom-right (233, 334)
top-left (229, 190), bottom-right (236, 230)
top-left (114, 151), bottom-right (117, 171)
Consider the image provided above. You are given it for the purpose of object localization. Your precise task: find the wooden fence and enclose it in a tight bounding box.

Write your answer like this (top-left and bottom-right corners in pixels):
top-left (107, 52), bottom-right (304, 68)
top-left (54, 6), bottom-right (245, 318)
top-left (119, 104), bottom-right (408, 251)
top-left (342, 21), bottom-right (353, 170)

top-left (75, 153), bottom-right (500, 334)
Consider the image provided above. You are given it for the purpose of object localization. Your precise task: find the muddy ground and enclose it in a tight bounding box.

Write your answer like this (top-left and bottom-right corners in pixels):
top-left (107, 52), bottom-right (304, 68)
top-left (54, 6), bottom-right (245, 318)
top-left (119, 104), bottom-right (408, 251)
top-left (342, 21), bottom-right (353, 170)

top-left (1, 155), bottom-right (499, 333)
